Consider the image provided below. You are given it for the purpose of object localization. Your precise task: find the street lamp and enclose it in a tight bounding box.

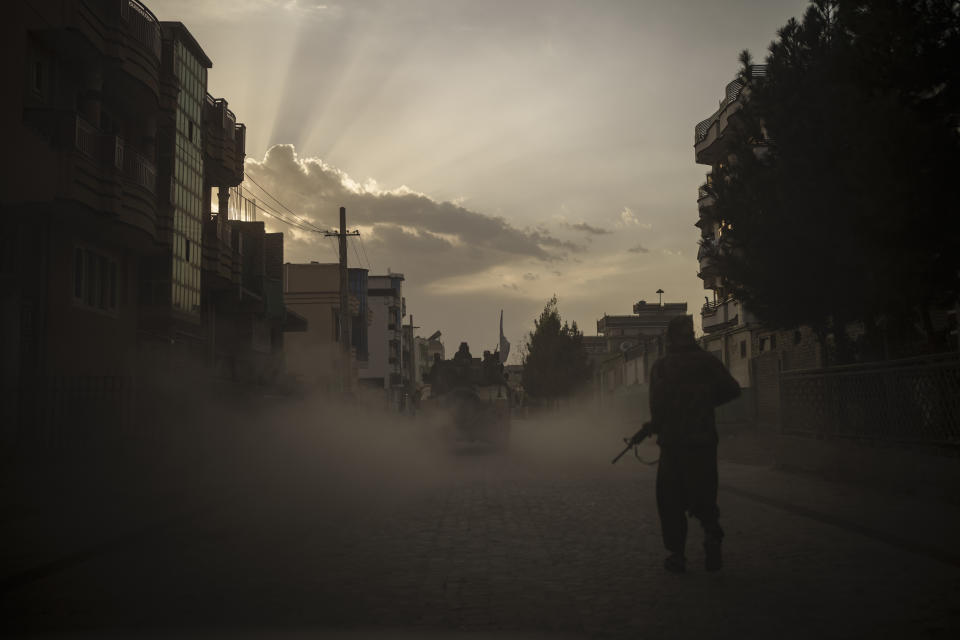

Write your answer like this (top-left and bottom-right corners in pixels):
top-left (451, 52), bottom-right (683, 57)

top-left (656, 288), bottom-right (664, 306)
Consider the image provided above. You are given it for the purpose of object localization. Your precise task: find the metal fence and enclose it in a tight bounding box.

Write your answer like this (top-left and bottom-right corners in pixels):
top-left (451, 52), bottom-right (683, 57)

top-left (780, 353), bottom-right (960, 446)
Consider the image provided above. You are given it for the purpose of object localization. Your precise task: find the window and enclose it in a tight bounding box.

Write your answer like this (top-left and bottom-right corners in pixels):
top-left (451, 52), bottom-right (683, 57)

top-left (759, 337), bottom-right (767, 352)
top-left (740, 340), bottom-right (747, 358)
top-left (770, 334), bottom-right (777, 350)
top-left (793, 330), bottom-right (802, 345)
top-left (73, 247), bottom-right (118, 313)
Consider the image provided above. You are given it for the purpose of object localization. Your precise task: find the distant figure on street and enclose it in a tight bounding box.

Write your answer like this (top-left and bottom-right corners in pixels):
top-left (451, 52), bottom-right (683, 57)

top-left (642, 314), bottom-right (740, 573)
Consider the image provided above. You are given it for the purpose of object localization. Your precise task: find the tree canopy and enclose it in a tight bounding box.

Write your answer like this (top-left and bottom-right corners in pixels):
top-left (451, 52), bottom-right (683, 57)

top-left (705, 0), bottom-right (960, 361)
top-left (522, 296), bottom-right (592, 400)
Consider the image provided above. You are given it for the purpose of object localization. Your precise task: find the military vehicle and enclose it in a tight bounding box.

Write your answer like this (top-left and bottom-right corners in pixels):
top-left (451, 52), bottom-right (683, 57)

top-left (422, 342), bottom-right (511, 449)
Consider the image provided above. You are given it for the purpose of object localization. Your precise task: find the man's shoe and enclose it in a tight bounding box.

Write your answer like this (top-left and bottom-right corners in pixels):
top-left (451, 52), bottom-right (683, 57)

top-left (704, 540), bottom-right (722, 572)
top-left (664, 553), bottom-right (686, 574)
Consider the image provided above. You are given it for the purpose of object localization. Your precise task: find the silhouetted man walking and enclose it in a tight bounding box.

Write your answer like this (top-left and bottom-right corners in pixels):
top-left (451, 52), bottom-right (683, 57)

top-left (643, 315), bottom-right (740, 573)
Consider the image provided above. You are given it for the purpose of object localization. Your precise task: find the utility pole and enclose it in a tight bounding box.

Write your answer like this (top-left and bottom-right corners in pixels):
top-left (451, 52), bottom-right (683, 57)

top-left (325, 206), bottom-right (359, 392)
top-left (408, 314), bottom-right (419, 389)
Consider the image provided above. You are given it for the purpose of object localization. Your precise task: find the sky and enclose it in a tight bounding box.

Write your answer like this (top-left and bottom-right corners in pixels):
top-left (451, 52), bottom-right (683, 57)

top-left (151, 0), bottom-right (810, 360)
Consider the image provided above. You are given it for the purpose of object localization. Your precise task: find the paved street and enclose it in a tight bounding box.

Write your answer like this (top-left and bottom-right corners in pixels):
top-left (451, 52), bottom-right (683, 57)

top-left (3, 408), bottom-right (960, 638)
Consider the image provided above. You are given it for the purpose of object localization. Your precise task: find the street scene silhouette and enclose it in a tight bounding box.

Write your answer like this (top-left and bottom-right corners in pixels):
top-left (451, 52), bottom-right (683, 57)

top-left (2, 1), bottom-right (959, 638)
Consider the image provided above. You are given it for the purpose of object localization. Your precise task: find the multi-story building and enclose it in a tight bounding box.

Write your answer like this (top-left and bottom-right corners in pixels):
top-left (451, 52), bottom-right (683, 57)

top-left (2, 1), bottom-right (168, 446)
top-left (693, 66), bottom-right (821, 390)
top-left (1, 1), bottom-right (302, 448)
top-left (693, 66), bottom-right (768, 388)
top-left (363, 272), bottom-right (406, 408)
top-left (281, 262), bottom-right (365, 393)
top-left (594, 300), bottom-right (688, 355)
top-left (586, 300), bottom-right (687, 410)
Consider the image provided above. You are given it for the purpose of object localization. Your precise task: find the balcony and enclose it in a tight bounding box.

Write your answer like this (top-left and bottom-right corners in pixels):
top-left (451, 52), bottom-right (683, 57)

top-left (204, 94), bottom-right (246, 187)
top-left (122, 1), bottom-right (162, 60)
top-left (697, 183), bottom-right (715, 211)
top-left (106, 0), bottom-right (163, 100)
top-left (701, 297), bottom-right (739, 332)
top-left (23, 108), bottom-right (158, 238)
top-left (697, 248), bottom-right (719, 275)
top-left (202, 216), bottom-right (235, 288)
top-left (123, 147), bottom-right (156, 194)
top-left (694, 66), bottom-right (766, 165)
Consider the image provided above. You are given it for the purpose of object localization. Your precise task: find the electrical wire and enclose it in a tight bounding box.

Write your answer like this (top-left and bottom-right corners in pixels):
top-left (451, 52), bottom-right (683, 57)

top-left (244, 174), bottom-right (328, 234)
top-left (357, 233), bottom-right (373, 271)
top-left (233, 191), bottom-right (315, 232)
top-left (241, 175), bottom-right (366, 268)
top-left (350, 238), bottom-right (363, 270)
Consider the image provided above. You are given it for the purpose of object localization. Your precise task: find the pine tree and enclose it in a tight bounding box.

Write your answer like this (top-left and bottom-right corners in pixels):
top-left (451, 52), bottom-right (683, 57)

top-left (704, 0), bottom-right (960, 361)
top-left (522, 296), bottom-right (592, 401)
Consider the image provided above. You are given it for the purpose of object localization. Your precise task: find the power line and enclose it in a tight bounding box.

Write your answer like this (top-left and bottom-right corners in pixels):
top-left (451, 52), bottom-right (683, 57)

top-left (325, 235), bottom-right (339, 258)
top-left (244, 174), bottom-right (328, 234)
top-left (233, 191), bottom-right (315, 233)
top-left (228, 186), bottom-right (331, 238)
top-left (357, 233), bottom-right (373, 272)
top-left (350, 237), bottom-right (363, 270)
top-left (234, 179), bottom-right (372, 269)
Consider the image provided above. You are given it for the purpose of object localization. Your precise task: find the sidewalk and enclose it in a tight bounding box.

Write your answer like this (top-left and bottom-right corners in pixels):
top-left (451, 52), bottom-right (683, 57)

top-left (715, 430), bottom-right (960, 569)
top-left (0, 428), bottom-right (251, 593)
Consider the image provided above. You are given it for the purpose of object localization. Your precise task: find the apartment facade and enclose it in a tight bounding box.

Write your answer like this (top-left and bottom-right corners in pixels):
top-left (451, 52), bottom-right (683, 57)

top-left (693, 66), bottom-right (771, 388)
top-left (363, 273), bottom-right (406, 408)
top-left (1, 1), bottom-right (301, 449)
top-left (1, 1), bottom-right (170, 446)
top-left (693, 66), bottom-right (822, 426)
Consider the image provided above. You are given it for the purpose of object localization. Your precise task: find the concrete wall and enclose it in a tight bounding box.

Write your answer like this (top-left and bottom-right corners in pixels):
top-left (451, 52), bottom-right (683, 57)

top-left (704, 327), bottom-right (754, 388)
top-left (775, 434), bottom-right (960, 504)
top-left (282, 263), bottom-right (341, 390)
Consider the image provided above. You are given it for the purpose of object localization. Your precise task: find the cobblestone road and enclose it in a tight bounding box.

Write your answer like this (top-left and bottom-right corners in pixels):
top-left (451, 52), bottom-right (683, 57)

top-left (3, 411), bottom-right (960, 638)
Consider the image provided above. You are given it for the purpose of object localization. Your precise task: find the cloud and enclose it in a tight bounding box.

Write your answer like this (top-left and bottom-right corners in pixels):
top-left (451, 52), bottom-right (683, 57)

top-left (243, 145), bottom-right (583, 283)
top-left (618, 206), bottom-right (653, 230)
top-left (563, 222), bottom-right (612, 235)
top-left (628, 244), bottom-right (649, 254)
top-left (523, 272), bottom-right (539, 281)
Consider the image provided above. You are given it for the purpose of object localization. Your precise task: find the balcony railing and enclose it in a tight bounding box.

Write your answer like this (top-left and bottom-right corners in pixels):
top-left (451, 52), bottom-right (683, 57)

top-left (124, 147), bottom-right (156, 193)
top-left (702, 299), bottom-right (721, 315)
top-left (694, 65), bottom-right (767, 144)
top-left (121, 0), bottom-right (162, 62)
top-left (105, 135), bottom-right (124, 170)
top-left (702, 295), bottom-right (734, 316)
top-left (75, 116), bottom-right (99, 159)
top-left (697, 239), bottom-right (716, 262)
top-left (205, 94), bottom-right (237, 139)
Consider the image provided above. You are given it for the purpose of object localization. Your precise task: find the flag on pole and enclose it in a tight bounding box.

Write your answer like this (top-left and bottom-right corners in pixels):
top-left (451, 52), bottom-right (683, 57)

top-left (499, 309), bottom-right (510, 364)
